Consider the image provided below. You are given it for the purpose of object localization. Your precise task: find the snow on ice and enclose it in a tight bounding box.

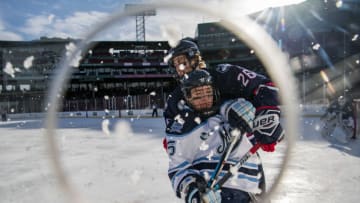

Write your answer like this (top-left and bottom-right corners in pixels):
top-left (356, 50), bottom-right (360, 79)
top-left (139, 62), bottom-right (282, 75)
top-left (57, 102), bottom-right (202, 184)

top-left (0, 115), bottom-right (359, 202)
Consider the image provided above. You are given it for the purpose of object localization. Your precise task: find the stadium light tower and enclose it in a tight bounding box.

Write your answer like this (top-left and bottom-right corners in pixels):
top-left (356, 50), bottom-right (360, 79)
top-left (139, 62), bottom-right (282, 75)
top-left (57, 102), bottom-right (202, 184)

top-left (125, 4), bottom-right (156, 41)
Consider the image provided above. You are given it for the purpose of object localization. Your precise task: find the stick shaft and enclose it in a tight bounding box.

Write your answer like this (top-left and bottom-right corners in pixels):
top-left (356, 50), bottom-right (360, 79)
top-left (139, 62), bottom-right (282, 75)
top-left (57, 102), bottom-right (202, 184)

top-left (213, 143), bottom-right (261, 190)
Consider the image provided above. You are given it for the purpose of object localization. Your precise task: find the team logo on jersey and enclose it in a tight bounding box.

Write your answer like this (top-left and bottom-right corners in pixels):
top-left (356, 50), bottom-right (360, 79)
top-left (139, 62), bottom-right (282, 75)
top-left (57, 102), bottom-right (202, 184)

top-left (215, 64), bottom-right (230, 73)
top-left (216, 126), bottom-right (232, 153)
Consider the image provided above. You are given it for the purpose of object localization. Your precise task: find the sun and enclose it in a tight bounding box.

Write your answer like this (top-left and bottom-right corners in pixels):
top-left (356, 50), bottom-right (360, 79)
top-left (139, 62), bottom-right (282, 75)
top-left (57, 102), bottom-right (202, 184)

top-left (225, 0), bottom-right (308, 16)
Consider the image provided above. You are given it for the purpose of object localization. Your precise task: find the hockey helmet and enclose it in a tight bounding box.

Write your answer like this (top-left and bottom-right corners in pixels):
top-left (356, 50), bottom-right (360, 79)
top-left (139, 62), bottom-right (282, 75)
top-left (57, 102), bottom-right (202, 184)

top-left (180, 69), bottom-right (219, 116)
top-left (167, 38), bottom-right (200, 69)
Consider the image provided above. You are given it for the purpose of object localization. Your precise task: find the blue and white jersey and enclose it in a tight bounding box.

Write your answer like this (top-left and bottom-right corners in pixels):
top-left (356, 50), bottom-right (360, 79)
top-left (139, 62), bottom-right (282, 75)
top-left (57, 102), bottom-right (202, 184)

top-left (165, 114), bottom-right (263, 197)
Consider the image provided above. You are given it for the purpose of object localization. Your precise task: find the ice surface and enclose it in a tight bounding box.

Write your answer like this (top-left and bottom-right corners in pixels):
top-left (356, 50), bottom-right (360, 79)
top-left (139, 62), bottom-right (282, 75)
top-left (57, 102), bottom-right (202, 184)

top-left (0, 116), bottom-right (359, 203)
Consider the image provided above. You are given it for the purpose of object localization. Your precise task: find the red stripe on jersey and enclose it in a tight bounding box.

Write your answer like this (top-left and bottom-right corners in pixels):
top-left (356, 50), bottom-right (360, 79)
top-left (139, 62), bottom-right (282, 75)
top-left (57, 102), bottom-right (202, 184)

top-left (256, 106), bottom-right (279, 112)
top-left (163, 138), bottom-right (168, 152)
top-left (265, 82), bottom-right (276, 87)
top-left (252, 82), bottom-right (276, 96)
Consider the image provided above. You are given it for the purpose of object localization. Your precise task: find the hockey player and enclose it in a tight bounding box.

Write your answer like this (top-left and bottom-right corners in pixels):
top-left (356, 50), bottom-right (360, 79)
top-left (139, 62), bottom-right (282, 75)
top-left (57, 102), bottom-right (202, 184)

top-left (321, 95), bottom-right (356, 139)
top-left (165, 69), bottom-right (263, 202)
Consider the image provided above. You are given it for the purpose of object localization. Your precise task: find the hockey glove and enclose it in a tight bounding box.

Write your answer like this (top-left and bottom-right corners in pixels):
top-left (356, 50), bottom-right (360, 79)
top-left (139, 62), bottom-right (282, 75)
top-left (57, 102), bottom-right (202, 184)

top-left (185, 184), bottom-right (202, 203)
top-left (201, 189), bottom-right (222, 203)
top-left (220, 98), bottom-right (256, 134)
top-left (186, 185), bottom-right (221, 203)
top-left (253, 108), bottom-right (284, 152)
top-left (181, 175), bottom-right (221, 203)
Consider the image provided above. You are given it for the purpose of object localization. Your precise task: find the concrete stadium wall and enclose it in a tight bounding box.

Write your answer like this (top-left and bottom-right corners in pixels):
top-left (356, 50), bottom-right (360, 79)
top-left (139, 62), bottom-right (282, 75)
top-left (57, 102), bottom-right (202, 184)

top-left (5, 109), bottom-right (164, 120)
top-left (4, 105), bottom-right (327, 120)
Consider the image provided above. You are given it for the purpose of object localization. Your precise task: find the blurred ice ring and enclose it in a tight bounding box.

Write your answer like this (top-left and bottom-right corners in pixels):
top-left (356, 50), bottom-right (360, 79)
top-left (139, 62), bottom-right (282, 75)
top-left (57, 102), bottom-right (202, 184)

top-left (44, 2), bottom-right (299, 203)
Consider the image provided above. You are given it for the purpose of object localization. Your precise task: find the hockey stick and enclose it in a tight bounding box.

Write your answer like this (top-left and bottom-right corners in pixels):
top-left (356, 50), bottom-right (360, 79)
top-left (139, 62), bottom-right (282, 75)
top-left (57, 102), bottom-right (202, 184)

top-left (207, 130), bottom-right (244, 189)
top-left (212, 143), bottom-right (261, 191)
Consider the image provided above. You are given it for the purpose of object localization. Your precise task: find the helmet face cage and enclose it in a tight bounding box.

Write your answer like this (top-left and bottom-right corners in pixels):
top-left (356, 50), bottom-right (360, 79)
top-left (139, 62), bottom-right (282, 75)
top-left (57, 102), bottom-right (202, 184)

top-left (180, 70), bottom-right (219, 115)
top-left (184, 85), bottom-right (214, 112)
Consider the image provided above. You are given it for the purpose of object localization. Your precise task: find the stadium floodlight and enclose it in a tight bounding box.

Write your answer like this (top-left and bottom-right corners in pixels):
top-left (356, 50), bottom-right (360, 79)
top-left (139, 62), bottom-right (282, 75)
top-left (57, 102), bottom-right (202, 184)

top-left (125, 4), bottom-right (156, 41)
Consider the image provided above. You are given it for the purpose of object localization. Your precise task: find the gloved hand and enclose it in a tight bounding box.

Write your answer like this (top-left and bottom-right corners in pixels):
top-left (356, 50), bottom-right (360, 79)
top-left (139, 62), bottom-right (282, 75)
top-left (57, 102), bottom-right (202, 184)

top-left (201, 189), bottom-right (222, 203)
top-left (253, 108), bottom-right (284, 152)
top-left (220, 98), bottom-right (256, 133)
top-left (186, 185), bottom-right (221, 203)
top-left (182, 175), bottom-right (221, 203)
top-left (185, 183), bottom-right (202, 203)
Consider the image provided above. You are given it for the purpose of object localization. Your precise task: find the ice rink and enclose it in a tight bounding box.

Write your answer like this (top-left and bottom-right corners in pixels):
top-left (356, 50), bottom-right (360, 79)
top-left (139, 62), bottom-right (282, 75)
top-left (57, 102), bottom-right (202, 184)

top-left (0, 116), bottom-right (359, 203)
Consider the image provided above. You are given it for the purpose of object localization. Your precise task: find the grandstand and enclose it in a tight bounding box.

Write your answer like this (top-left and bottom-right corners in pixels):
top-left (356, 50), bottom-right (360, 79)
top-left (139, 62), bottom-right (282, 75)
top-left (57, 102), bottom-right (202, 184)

top-left (66, 41), bottom-right (174, 112)
top-left (0, 39), bottom-right (175, 114)
top-left (0, 39), bottom-right (68, 113)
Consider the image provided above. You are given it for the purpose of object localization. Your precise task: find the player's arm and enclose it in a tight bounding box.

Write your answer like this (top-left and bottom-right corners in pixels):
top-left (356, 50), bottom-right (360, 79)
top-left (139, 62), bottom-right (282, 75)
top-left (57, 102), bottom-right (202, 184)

top-left (211, 65), bottom-right (284, 152)
top-left (251, 81), bottom-right (284, 152)
top-left (164, 86), bottom-right (200, 135)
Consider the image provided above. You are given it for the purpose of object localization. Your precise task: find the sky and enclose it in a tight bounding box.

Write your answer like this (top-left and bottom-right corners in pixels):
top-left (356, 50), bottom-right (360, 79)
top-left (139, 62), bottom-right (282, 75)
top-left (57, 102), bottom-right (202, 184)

top-left (0, 113), bottom-right (359, 202)
top-left (0, 0), bottom-right (306, 41)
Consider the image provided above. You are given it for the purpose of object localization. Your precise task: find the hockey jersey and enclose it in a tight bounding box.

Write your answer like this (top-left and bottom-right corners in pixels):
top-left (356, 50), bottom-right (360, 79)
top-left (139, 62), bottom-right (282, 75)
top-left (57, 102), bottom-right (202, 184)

top-left (165, 113), bottom-right (263, 197)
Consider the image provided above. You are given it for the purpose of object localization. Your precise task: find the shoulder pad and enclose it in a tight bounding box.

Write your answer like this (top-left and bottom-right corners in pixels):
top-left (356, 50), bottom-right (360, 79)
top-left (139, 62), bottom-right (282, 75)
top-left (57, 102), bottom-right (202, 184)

top-left (215, 64), bottom-right (232, 73)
